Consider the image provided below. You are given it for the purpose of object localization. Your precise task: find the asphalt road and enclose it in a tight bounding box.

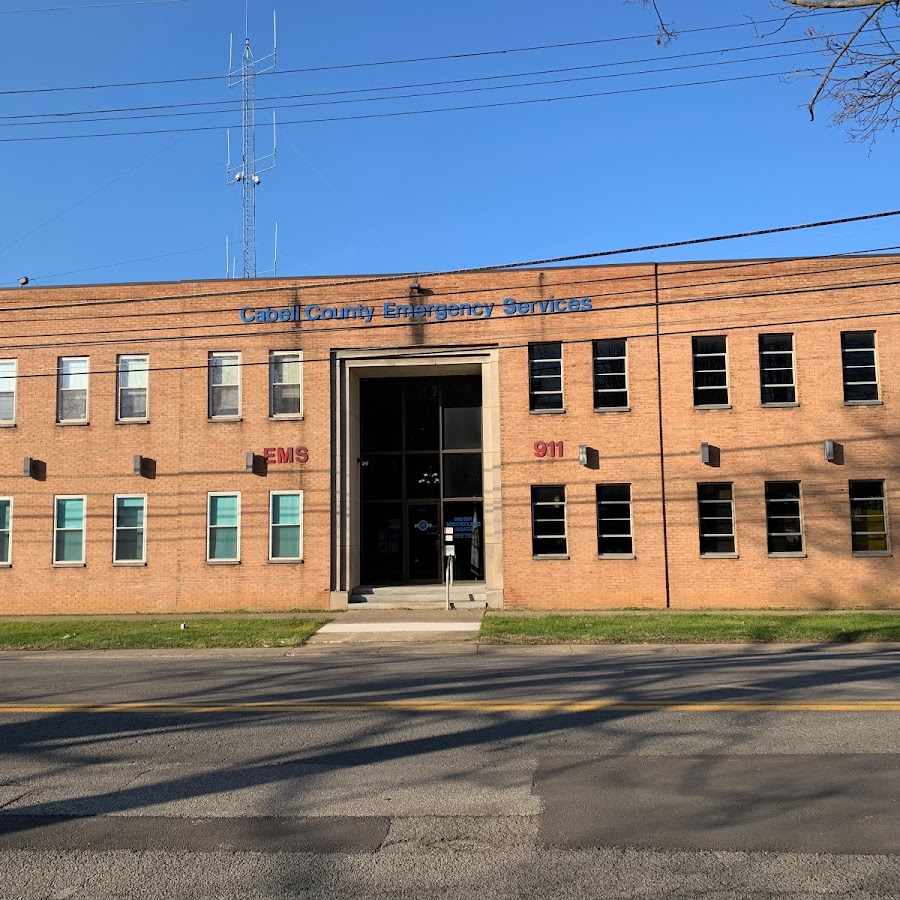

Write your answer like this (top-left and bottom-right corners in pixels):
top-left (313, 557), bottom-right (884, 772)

top-left (0, 643), bottom-right (898, 899)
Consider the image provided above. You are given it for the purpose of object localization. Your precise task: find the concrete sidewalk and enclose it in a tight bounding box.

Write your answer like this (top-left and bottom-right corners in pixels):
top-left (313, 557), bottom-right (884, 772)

top-left (309, 608), bottom-right (486, 644)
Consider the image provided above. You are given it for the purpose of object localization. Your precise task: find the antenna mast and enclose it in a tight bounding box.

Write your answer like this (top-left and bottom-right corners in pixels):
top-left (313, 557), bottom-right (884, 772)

top-left (227, 6), bottom-right (277, 278)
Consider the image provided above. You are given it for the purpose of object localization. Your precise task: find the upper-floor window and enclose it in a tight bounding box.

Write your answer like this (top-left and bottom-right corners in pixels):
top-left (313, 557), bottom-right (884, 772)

top-left (841, 331), bottom-right (879, 403)
top-left (117, 355), bottom-right (149, 422)
top-left (53, 495), bottom-right (86, 565)
top-left (692, 336), bottom-right (729, 407)
top-left (528, 342), bottom-right (563, 411)
top-left (270, 351), bottom-right (303, 418)
top-left (207, 492), bottom-right (240, 561)
top-left (765, 481), bottom-right (803, 554)
top-left (593, 339), bottom-right (628, 410)
top-left (0, 498), bottom-right (11, 565)
top-left (270, 491), bottom-right (303, 561)
top-left (759, 334), bottom-right (796, 405)
top-left (596, 483), bottom-right (633, 556)
top-left (57, 357), bottom-right (89, 423)
top-left (0, 360), bottom-right (16, 424)
top-left (114, 495), bottom-right (147, 564)
top-left (697, 482), bottom-right (735, 555)
top-left (531, 485), bottom-right (567, 556)
top-left (209, 352), bottom-right (241, 419)
top-left (849, 480), bottom-right (888, 554)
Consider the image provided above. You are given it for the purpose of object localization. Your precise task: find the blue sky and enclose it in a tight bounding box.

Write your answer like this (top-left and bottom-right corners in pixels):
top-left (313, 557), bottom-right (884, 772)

top-left (0, 0), bottom-right (895, 285)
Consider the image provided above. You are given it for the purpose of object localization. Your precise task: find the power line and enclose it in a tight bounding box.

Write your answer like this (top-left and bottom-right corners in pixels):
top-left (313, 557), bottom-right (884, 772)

top-left (2, 29), bottom-right (875, 127)
top-left (0, 0), bottom-right (187, 12)
top-left (0, 8), bottom-right (852, 98)
top-left (3, 207), bottom-right (900, 317)
top-left (0, 68), bottom-right (827, 143)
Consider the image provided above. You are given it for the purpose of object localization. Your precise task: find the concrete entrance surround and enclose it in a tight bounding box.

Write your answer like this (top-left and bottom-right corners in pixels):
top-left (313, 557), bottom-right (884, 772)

top-left (329, 347), bottom-right (503, 609)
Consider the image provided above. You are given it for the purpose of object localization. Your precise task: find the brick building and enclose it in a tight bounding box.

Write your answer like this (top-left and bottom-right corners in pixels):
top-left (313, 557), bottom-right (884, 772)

top-left (0, 255), bottom-right (897, 613)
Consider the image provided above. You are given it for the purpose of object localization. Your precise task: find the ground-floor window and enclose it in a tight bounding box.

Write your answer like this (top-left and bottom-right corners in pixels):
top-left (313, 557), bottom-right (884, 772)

top-left (114, 495), bottom-right (146, 564)
top-left (765, 482), bottom-right (803, 554)
top-left (208, 493), bottom-right (240, 562)
top-left (849, 480), bottom-right (888, 554)
top-left (596, 484), bottom-right (633, 556)
top-left (531, 485), bottom-right (567, 556)
top-left (0, 498), bottom-right (11, 564)
top-left (697, 483), bottom-right (735, 556)
top-left (54, 496), bottom-right (86, 565)
top-left (270, 491), bottom-right (303, 561)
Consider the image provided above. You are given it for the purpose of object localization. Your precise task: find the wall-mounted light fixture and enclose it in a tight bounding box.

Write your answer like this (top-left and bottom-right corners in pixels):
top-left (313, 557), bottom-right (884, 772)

top-left (700, 442), bottom-right (711, 464)
top-left (23, 456), bottom-right (33, 477)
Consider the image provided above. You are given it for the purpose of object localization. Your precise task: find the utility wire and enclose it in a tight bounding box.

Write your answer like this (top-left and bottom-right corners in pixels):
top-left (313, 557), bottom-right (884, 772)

top-left (3, 29), bottom-right (881, 126)
top-left (0, 8), bottom-right (852, 97)
top-left (3, 206), bottom-right (899, 316)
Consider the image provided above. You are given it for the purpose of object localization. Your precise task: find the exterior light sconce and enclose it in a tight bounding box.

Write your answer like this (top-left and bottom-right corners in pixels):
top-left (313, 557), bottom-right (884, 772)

top-left (23, 457), bottom-right (45, 480)
top-left (700, 442), bottom-right (720, 467)
top-left (824, 439), bottom-right (844, 464)
top-left (578, 444), bottom-right (600, 469)
top-left (133, 455), bottom-right (156, 479)
top-left (245, 452), bottom-right (266, 476)
top-left (409, 280), bottom-right (426, 296)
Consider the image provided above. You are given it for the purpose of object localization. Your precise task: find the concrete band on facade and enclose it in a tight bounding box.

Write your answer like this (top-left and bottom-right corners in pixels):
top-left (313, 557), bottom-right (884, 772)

top-left (0, 256), bottom-right (897, 613)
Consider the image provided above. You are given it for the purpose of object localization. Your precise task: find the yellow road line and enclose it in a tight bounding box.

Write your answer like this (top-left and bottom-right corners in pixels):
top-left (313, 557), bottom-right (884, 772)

top-left (0, 700), bottom-right (897, 714)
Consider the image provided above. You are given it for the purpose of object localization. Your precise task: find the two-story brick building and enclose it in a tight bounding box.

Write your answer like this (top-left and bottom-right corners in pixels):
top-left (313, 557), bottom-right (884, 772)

top-left (1, 254), bottom-right (897, 612)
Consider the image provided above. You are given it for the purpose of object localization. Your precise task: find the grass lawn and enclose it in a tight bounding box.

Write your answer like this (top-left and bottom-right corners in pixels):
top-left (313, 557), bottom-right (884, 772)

top-left (479, 612), bottom-right (900, 644)
top-left (0, 618), bottom-right (329, 651)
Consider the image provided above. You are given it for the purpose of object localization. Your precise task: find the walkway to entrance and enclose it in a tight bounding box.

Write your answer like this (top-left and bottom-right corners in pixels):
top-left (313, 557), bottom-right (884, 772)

top-left (309, 608), bottom-right (485, 644)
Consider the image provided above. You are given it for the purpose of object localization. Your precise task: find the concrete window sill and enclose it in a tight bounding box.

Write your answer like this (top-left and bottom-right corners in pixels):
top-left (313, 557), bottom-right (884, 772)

top-left (52, 562), bottom-right (86, 568)
top-left (599, 553), bottom-right (636, 560)
top-left (694, 405), bottom-right (732, 411)
top-left (762, 403), bottom-right (800, 409)
top-left (852, 551), bottom-right (892, 557)
top-left (268, 558), bottom-right (304, 564)
top-left (116, 419), bottom-right (150, 426)
top-left (269, 416), bottom-right (305, 422)
top-left (529, 408), bottom-right (566, 415)
top-left (113, 561), bottom-right (147, 567)
top-left (206, 559), bottom-right (241, 565)
top-left (845, 400), bottom-right (882, 406)
top-left (56, 421), bottom-right (89, 427)
top-left (207, 417), bottom-right (243, 424)
top-left (768, 552), bottom-right (807, 559)
top-left (594, 407), bottom-right (631, 414)
top-left (532, 554), bottom-right (570, 560)
top-left (700, 553), bottom-right (739, 559)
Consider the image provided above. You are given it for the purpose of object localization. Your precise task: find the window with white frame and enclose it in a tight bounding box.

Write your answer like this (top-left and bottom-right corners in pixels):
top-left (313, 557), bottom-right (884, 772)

top-left (114, 495), bottom-right (146, 563)
top-left (207, 493), bottom-right (240, 561)
top-left (765, 481), bottom-right (803, 554)
top-left (841, 331), bottom-right (879, 403)
top-left (596, 484), bottom-right (633, 555)
top-left (0, 498), bottom-right (11, 565)
top-left (849, 480), bottom-right (888, 554)
top-left (208, 352), bottom-right (241, 419)
top-left (270, 351), bottom-right (303, 418)
top-left (270, 491), bottom-right (303, 560)
top-left (697, 483), bottom-right (735, 555)
top-left (528, 342), bottom-right (563, 411)
top-left (54, 496), bottom-right (86, 564)
top-left (117, 355), bottom-right (149, 421)
top-left (692, 336), bottom-right (729, 407)
top-left (531, 485), bottom-right (567, 556)
top-left (592, 339), bottom-right (628, 410)
top-left (57, 357), bottom-right (89, 423)
top-left (759, 334), bottom-right (796, 405)
top-left (0, 360), bottom-right (16, 424)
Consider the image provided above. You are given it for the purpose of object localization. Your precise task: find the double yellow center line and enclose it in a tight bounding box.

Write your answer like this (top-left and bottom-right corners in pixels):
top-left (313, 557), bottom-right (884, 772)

top-left (0, 699), bottom-right (897, 714)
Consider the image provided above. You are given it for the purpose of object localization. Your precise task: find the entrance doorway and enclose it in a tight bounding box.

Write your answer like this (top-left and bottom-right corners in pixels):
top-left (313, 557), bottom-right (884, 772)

top-left (359, 375), bottom-right (484, 585)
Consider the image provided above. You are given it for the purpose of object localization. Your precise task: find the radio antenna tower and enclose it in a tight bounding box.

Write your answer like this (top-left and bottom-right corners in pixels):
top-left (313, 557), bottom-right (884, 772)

top-left (227, 3), bottom-right (277, 278)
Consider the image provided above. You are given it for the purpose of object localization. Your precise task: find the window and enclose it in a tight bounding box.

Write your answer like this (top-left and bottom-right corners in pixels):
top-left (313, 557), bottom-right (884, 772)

top-left (114, 495), bottom-right (146, 564)
top-left (207, 493), bottom-right (240, 561)
top-left (270, 491), bottom-right (303, 560)
top-left (270, 351), bottom-right (303, 418)
top-left (596, 484), bottom-right (633, 555)
top-left (208, 352), bottom-right (241, 419)
top-left (759, 334), bottom-right (796, 405)
top-left (117, 355), bottom-right (149, 421)
top-left (697, 483), bottom-right (735, 555)
top-left (765, 482), bottom-right (803, 554)
top-left (0, 498), bottom-right (11, 565)
top-left (57, 357), bottom-right (89, 423)
top-left (841, 331), bottom-right (879, 403)
top-left (53, 496), bottom-right (86, 565)
top-left (692, 336), bottom-right (729, 407)
top-left (593, 339), bottom-right (628, 410)
top-left (849, 480), bottom-right (888, 554)
top-left (531, 485), bottom-right (567, 556)
top-left (528, 342), bottom-right (563, 411)
top-left (0, 360), bottom-right (16, 424)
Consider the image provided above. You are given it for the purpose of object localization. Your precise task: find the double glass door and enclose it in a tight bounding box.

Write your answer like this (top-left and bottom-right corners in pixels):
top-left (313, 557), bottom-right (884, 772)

top-left (360, 376), bottom-right (484, 585)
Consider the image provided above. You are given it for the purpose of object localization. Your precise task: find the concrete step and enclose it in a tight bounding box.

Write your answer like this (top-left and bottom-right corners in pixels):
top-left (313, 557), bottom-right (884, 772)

top-left (350, 583), bottom-right (487, 610)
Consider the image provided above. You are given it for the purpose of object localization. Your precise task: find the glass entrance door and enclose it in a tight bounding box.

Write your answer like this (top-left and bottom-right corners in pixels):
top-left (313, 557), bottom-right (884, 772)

top-left (360, 374), bottom-right (483, 585)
